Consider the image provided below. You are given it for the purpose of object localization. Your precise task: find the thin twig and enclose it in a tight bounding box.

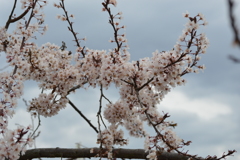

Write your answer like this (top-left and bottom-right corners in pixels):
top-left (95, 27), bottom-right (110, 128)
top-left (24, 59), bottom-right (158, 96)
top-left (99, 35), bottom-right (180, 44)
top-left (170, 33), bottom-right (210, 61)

top-left (137, 77), bottom-right (154, 91)
top-left (98, 85), bottom-right (107, 129)
top-left (5, 0), bottom-right (17, 30)
top-left (67, 81), bottom-right (88, 95)
top-left (31, 113), bottom-right (41, 140)
top-left (68, 98), bottom-right (98, 133)
top-left (22, 98), bottom-right (41, 141)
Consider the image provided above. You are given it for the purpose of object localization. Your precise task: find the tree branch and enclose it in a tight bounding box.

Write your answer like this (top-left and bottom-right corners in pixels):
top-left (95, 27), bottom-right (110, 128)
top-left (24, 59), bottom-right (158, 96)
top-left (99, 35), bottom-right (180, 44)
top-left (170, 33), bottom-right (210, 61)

top-left (68, 99), bottom-right (99, 133)
top-left (5, 0), bottom-right (17, 30)
top-left (18, 148), bottom-right (195, 160)
top-left (227, 0), bottom-right (240, 48)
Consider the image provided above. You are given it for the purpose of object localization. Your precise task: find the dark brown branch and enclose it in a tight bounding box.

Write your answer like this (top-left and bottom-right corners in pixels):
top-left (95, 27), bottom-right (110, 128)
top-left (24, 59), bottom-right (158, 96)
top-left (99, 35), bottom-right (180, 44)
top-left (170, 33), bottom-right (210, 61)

top-left (5, 0), bottom-right (17, 30)
top-left (102, 2), bottom-right (121, 52)
top-left (227, 0), bottom-right (240, 48)
top-left (25, 0), bottom-right (37, 30)
top-left (102, 1), bottom-right (126, 54)
top-left (5, 6), bottom-right (31, 30)
top-left (137, 77), bottom-right (154, 91)
top-left (18, 148), bottom-right (195, 160)
top-left (68, 99), bottom-right (99, 133)
top-left (97, 85), bottom-right (107, 129)
top-left (18, 0), bottom-right (40, 51)
top-left (67, 85), bottom-right (81, 94)
top-left (67, 81), bottom-right (88, 95)
top-left (229, 55), bottom-right (240, 63)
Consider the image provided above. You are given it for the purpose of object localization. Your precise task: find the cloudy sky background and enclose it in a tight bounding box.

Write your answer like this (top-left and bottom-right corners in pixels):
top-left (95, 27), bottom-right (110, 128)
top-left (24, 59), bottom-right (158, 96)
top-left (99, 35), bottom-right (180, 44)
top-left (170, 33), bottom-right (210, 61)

top-left (1, 0), bottom-right (240, 160)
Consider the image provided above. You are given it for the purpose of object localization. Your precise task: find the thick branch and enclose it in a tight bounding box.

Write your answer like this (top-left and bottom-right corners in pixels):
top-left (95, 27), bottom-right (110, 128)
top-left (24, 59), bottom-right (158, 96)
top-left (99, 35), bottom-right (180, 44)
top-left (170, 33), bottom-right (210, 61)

top-left (18, 148), bottom-right (193, 160)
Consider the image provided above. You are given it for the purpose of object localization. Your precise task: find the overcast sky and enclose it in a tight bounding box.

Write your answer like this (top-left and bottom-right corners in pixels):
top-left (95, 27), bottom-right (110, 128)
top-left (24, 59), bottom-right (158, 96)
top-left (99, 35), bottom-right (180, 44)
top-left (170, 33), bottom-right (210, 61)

top-left (1, 0), bottom-right (240, 160)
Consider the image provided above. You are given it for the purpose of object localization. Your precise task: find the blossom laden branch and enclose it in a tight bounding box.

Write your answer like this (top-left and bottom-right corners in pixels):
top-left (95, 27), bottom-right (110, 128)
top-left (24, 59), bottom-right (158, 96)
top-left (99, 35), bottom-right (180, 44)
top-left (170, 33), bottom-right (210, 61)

top-left (102, 0), bottom-right (128, 57)
top-left (55, 0), bottom-right (86, 58)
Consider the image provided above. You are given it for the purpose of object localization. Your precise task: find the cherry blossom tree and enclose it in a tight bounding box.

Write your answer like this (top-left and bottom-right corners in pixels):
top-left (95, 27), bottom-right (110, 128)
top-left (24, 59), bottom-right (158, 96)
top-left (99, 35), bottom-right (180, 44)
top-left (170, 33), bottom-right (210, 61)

top-left (0, 0), bottom-right (236, 160)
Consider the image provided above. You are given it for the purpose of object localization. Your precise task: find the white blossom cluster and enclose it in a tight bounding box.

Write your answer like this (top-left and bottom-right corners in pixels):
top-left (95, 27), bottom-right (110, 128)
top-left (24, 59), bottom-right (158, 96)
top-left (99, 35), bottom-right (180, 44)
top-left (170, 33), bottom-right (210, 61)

top-left (28, 93), bottom-right (68, 117)
top-left (0, 0), bottom-right (209, 159)
top-left (0, 126), bottom-right (33, 160)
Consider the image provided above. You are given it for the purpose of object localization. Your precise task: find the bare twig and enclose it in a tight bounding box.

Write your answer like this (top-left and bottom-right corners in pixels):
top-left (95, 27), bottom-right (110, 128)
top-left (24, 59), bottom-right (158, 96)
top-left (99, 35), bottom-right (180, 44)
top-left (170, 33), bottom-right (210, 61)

top-left (102, 0), bottom-right (129, 59)
top-left (31, 113), bottom-right (41, 140)
top-left (102, 1), bottom-right (121, 52)
top-left (67, 81), bottom-right (88, 95)
top-left (20, 0), bottom-right (38, 50)
top-left (228, 0), bottom-right (240, 48)
top-left (68, 98), bottom-right (98, 134)
top-left (98, 85), bottom-right (108, 129)
top-left (229, 55), bottom-right (240, 63)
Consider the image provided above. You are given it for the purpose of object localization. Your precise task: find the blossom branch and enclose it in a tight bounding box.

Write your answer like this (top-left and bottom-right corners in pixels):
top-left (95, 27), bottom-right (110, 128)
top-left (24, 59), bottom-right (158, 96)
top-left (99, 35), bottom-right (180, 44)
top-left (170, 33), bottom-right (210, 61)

top-left (58, 0), bottom-right (86, 58)
top-left (134, 84), bottom-right (235, 160)
top-left (137, 77), bottom-right (154, 91)
top-left (5, 0), bottom-right (17, 30)
top-left (102, 0), bottom-right (128, 57)
top-left (143, 101), bottom-right (235, 160)
top-left (20, 0), bottom-right (38, 50)
top-left (102, 1), bottom-right (122, 52)
top-left (67, 82), bottom-right (87, 95)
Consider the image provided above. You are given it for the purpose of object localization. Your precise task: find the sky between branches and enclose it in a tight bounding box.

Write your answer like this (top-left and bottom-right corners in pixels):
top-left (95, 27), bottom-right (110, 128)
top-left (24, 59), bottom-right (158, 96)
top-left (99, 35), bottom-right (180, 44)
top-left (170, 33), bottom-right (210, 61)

top-left (0, 0), bottom-right (240, 160)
